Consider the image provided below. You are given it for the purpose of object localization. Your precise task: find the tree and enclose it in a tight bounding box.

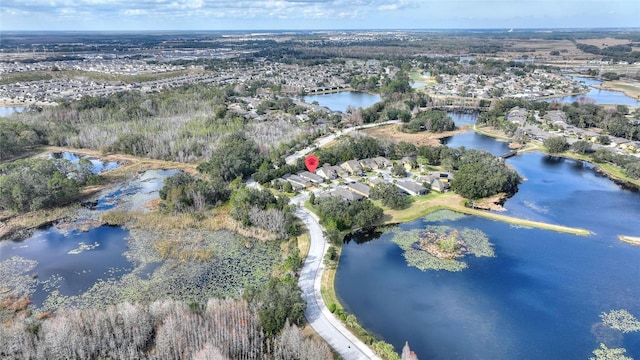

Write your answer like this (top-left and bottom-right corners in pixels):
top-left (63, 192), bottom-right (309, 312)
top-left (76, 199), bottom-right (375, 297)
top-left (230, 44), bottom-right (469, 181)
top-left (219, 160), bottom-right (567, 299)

top-left (0, 158), bottom-right (83, 212)
top-left (451, 155), bottom-right (520, 201)
top-left (244, 278), bottom-right (306, 337)
top-left (391, 162), bottom-right (407, 178)
top-left (370, 183), bottom-right (411, 210)
top-left (572, 140), bottom-right (592, 154)
top-left (197, 133), bottom-right (263, 182)
top-left (543, 136), bottom-right (569, 154)
top-left (597, 135), bottom-right (611, 145)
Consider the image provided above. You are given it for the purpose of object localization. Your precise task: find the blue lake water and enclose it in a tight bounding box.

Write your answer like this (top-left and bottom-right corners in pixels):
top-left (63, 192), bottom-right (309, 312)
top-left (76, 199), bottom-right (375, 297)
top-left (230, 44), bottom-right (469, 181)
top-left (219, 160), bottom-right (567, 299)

top-left (0, 226), bottom-right (132, 307)
top-left (0, 106), bottom-right (24, 117)
top-left (302, 91), bottom-right (381, 113)
top-left (548, 77), bottom-right (640, 106)
top-left (441, 132), bottom-right (511, 156)
top-left (49, 152), bottom-right (120, 173)
top-left (0, 169), bottom-right (178, 307)
top-left (447, 111), bottom-right (478, 127)
top-left (337, 129), bottom-right (640, 359)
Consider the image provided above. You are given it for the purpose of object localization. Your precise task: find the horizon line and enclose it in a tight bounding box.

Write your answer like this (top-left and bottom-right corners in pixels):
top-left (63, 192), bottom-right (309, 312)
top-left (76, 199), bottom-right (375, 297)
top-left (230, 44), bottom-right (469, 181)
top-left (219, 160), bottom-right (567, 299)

top-left (2, 27), bottom-right (640, 33)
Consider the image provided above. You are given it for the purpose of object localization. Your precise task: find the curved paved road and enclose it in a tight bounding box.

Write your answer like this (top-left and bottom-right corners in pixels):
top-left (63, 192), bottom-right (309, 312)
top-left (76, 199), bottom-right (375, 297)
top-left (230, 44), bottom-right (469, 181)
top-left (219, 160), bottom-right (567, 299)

top-left (295, 205), bottom-right (381, 360)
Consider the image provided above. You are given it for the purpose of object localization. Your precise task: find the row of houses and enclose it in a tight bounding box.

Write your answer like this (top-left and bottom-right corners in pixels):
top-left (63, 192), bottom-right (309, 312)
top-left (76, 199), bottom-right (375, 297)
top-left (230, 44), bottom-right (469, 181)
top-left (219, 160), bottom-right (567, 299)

top-left (282, 169), bottom-right (455, 204)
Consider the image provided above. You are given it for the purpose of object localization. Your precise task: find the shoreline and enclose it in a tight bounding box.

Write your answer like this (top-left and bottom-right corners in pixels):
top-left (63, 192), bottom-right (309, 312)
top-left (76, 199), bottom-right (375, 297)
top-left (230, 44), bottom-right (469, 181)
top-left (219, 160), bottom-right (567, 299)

top-left (375, 192), bottom-right (590, 236)
top-left (593, 81), bottom-right (640, 102)
top-left (473, 126), bottom-right (640, 189)
top-left (619, 235), bottom-right (640, 246)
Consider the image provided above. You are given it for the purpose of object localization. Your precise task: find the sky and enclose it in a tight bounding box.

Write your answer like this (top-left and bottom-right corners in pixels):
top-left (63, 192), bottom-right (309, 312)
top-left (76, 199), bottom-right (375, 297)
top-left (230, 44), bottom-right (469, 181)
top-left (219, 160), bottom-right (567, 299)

top-left (0, 0), bottom-right (638, 31)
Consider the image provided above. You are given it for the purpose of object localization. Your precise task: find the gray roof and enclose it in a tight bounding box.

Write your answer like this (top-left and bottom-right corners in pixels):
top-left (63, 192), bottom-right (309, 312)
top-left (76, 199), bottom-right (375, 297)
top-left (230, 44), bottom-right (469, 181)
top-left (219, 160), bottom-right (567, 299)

top-left (298, 171), bottom-right (324, 183)
top-left (341, 160), bottom-right (362, 173)
top-left (332, 188), bottom-right (363, 202)
top-left (347, 182), bottom-right (371, 197)
top-left (396, 180), bottom-right (427, 195)
top-left (284, 174), bottom-right (310, 188)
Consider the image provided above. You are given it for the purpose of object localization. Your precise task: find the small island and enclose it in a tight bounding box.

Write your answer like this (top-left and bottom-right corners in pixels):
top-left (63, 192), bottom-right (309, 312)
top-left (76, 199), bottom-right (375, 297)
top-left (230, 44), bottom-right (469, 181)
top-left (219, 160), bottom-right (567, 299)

top-left (391, 222), bottom-right (495, 272)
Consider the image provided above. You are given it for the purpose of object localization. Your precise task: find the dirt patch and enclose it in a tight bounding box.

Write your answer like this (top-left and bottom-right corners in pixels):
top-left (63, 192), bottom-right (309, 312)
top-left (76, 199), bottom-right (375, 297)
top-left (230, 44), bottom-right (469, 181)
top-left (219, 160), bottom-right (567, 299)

top-left (362, 124), bottom-right (470, 146)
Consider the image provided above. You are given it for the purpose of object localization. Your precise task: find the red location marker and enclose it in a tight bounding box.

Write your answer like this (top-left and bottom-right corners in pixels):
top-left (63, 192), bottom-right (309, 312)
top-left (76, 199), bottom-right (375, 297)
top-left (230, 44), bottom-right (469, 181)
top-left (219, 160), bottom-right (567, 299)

top-left (305, 154), bottom-right (319, 173)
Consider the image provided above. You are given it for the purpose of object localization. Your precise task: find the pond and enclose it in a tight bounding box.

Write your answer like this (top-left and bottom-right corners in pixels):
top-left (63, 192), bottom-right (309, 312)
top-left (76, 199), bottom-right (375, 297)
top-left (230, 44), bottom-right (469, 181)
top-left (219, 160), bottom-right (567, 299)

top-left (441, 132), bottom-right (511, 157)
top-left (301, 91), bottom-right (381, 113)
top-left (0, 169), bottom-right (177, 308)
top-left (447, 111), bottom-right (478, 127)
top-left (336, 143), bottom-right (640, 359)
top-left (411, 81), bottom-right (426, 89)
top-left (0, 226), bottom-right (132, 307)
top-left (49, 152), bottom-right (120, 174)
top-left (0, 168), bottom-right (282, 311)
top-left (0, 106), bottom-right (24, 117)
top-left (548, 77), bottom-right (640, 106)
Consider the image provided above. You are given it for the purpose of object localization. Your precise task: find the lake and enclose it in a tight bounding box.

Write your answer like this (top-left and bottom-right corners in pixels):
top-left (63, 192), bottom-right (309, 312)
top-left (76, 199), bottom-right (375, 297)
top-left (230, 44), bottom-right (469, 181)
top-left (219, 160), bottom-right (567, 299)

top-left (1, 226), bottom-right (132, 307)
top-left (49, 151), bottom-right (120, 173)
top-left (0, 106), bottom-right (24, 117)
top-left (448, 111), bottom-right (479, 127)
top-left (336, 132), bottom-right (640, 359)
top-left (302, 91), bottom-right (381, 113)
top-left (0, 169), bottom-right (178, 308)
top-left (548, 77), bottom-right (640, 106)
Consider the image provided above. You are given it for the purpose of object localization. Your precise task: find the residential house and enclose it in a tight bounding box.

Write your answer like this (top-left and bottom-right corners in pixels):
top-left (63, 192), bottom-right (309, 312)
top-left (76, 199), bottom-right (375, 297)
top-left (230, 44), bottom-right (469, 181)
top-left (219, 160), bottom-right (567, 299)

top-left (400, 156), bottom-right (417, 170)
top-left (395, 180), bottom-right (428, 196)
top-left (430, 179), bottom-right (451, 192)
top-left (373, 157), bottom-right (392, 168)
top-left (332, 188), bottom-right (363, 202)
top-left (316, 165), bottom-right (338, 180)
top-left (507, 107), bottom-right (528, 124)
top-left (359, 158), bottom-right (378, 171)
top-left (316, 164), bottom-right (347, 180)
top-left (283, 174), bottom-right (310, 190)
top-left (347, 182), bottom-right (371, 198)
top-left (368, 177), bottom-right (386, 187)
top-left (298, 171), bottom-right (324, 184)
top-left (340, 160), bottom-right (363, 175)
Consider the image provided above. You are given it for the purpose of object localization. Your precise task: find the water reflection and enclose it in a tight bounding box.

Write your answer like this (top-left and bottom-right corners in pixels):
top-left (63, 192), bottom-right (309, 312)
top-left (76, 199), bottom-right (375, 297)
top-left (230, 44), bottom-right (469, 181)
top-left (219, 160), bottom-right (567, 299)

top-left (338, 145), bottom-right (640, 359)
top-left (0, 226), bottom-right (132, 307)
top-left (49, 152), bottom-right (120, 173)
top-left (0, 106), bottom-right (24, 117)
top-left (301, 91), bottom-right (381, 113)
top-left (548, 76), bottom-right (640, 106)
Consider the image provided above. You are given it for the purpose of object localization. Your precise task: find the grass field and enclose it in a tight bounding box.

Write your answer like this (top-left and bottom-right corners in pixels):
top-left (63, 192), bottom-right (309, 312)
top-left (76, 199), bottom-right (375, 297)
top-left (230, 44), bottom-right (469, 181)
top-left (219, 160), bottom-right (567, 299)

top-left (595, 80), bottom-right (640, 100)
top-left (375, 191), bottom-right (590, 236)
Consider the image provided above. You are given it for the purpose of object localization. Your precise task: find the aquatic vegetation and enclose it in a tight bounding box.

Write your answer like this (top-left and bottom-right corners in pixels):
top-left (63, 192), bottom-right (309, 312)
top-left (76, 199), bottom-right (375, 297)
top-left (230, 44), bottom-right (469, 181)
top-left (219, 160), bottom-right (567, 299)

top-left (40, 229), bottom-right (282, 310)
top-left (391, 225), bottom-right (495, 272)
top-left (423, 209), bottom-right (466, 223)
top-left (67, 241), bottom-right (100, 255)
top-left (600, 309), bottom-right (640, 333)
top-left (590, 343), bottom-right (632, 360)
top-left (0, 256), bottom-right (38, 296)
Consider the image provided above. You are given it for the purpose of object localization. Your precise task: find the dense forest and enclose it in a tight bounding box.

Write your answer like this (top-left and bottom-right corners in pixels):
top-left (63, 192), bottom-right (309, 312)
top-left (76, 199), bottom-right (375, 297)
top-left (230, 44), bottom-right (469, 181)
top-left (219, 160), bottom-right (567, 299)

top-left (4, 83), bottom-right (320, 163)
top-left (0, 298), bottom-right (331, 360)
top-left (0, 158), bottom-right (99, 212)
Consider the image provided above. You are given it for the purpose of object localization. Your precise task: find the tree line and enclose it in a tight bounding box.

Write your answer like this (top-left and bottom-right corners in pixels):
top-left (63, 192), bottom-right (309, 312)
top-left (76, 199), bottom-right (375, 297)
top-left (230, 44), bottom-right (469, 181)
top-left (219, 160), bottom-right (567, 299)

top-left (0, 297), bottom-right (331, 360)
top-left (0, 158), bottom-right (99, 212)
top-left (479, 98), bottom-right (640, 180)
top-left (7, 82), bottom-right (318, 163)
